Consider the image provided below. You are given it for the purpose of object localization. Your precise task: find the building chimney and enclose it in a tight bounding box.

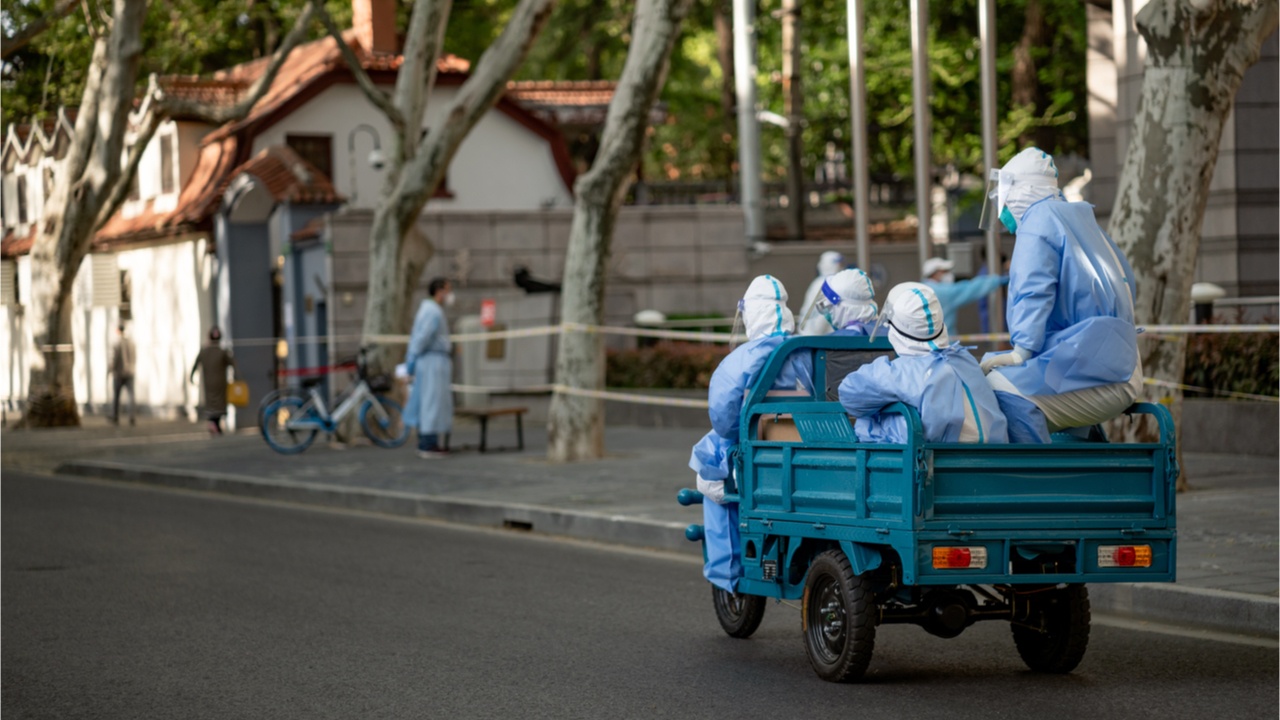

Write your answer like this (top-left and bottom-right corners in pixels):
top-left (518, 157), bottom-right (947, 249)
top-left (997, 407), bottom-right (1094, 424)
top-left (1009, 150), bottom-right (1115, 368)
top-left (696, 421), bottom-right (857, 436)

top-left (353, 0), bottom-right (397, 55)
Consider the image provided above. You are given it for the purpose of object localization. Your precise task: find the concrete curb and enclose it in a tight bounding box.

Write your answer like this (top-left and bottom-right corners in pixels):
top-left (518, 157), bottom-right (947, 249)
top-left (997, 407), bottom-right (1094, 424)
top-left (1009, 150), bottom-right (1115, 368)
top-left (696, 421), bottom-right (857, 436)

top-left (58, 459), bottom-right (1278, 639)
top-left (56, 460), bottom-right (697, 556)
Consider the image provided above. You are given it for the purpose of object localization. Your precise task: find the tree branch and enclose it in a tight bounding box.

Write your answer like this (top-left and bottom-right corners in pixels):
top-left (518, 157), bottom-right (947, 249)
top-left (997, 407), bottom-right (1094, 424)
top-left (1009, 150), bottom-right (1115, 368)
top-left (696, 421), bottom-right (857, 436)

top-left (93, 102), bottom-right (161, 229)
top-left (395, 0), bottom-right (557, 216)
top-left (315, 3), bottom-right (406, 133)
top-left (394, 0), bottom-right (452, 157)
top-left (152, 1), bottom-right (319, 125)
top-left (1, 0), bottom-right (79, 59)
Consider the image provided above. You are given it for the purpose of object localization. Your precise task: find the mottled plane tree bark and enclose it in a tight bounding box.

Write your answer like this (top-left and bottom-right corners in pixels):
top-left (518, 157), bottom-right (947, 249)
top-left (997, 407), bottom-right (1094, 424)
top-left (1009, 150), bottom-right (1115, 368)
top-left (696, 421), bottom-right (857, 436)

top-left (22, 0), bottom-right (316, 426)
top-left (1108, 0), bottom-right (1277, 487)
top-left (547, 0), bottom-right (694, 462)
top-left (317, 0), bottom-right (557, 372)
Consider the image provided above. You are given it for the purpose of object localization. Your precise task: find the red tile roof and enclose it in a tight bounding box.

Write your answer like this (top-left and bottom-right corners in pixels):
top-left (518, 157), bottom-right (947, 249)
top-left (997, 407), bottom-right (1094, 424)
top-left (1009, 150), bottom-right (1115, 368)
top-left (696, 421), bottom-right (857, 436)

top-left (233, 145), bottom-right (343, 204)
top-left (1, 225), bottom-right (35, 259)
top-left (506, 80), bottom-right (616, 107)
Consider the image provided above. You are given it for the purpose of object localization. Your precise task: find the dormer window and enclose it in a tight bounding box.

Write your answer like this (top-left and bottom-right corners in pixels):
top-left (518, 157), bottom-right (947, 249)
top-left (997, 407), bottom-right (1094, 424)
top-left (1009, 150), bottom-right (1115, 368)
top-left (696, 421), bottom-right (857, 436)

top-left (16, 175), bottom-right (27, 224)
top-left (160, 133), bottom-right (176, 195)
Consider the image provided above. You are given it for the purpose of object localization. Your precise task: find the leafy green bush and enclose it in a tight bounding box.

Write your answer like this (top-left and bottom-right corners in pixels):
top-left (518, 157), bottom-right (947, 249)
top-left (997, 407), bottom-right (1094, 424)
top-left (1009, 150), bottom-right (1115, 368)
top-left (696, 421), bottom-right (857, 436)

top-left (1182, 331), bottom-right (1278, 398)
top-left (607, 342), bottom-right (729, 389)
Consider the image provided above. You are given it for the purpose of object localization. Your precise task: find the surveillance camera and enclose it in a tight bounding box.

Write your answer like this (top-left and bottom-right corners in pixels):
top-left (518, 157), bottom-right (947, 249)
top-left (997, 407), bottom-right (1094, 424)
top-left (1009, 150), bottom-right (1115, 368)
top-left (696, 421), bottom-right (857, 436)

top-left (368, 149), bottom-right (386, 171)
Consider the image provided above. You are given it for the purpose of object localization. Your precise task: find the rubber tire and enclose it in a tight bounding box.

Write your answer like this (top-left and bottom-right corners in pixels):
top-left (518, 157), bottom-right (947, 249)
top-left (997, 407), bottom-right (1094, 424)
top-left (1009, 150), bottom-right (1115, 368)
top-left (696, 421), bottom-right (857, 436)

top-left (360, 396), bottom-right (408, 448)
top-left (801, 549), bottom-right (877, 682)
top-left (712, 587), bottom-right (767, 639)
top-left (257, 387), bottom-right (309, 427)
top-left (1012, 584), bottom-right (1091, 673)
top-left (261, 397), bottom-right (318, 454)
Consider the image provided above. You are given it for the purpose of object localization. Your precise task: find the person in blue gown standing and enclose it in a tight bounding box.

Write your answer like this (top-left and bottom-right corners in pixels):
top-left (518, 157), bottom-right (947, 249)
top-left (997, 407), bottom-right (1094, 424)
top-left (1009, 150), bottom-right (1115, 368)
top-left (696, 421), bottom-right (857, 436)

top-left (689, 275), bottom-right (814, 593)
top-left (404, 278), bottom-right (456, 459)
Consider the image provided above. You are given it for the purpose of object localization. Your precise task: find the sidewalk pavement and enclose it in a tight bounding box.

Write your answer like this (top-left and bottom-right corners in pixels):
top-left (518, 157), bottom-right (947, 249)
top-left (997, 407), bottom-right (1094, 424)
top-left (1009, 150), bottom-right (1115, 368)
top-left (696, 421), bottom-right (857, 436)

top-left (3, 415), bottom-right (1276, 638)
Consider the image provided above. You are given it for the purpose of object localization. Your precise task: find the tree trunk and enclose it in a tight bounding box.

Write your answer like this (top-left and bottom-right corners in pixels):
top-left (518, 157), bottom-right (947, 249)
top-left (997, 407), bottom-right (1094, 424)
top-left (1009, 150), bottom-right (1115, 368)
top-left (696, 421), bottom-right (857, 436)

top-left (1107, 0), bottom-right (1277, 490)
top-left (25, 0), bottom-right (146, 427)
top-left (348, 0), bottom-right (557, 373)
top-left (1011, 0), bottom-right (1047, 147)
top-left (781, 0), bottom-right (804, 239)
top-left (547, 0), bottom-right (693, 462)
top-left (713, 0), bottom-right (735, 181)
top-left (22, 1), bottom-right (315, 427)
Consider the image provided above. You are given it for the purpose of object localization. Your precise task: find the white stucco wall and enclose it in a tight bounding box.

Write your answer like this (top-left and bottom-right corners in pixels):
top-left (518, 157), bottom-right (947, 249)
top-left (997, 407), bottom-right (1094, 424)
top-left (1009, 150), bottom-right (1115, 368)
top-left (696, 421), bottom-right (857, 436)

top-left (250, 83), bottom-right (573, 212)
top-left (0, 237), bottom-right (213, 418)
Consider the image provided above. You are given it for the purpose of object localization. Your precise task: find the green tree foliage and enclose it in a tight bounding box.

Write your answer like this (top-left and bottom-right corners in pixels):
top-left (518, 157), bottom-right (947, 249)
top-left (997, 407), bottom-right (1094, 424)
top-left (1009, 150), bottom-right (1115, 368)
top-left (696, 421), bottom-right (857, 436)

top-left (1, 0), bottom-right (346, 127)
top-left (5, 0), bottom-right (1089, 184)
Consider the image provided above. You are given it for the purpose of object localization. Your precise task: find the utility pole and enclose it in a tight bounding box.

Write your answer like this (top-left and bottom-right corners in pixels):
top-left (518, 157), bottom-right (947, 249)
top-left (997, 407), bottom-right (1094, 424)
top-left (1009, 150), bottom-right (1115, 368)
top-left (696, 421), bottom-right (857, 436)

top-left (909, 0), bottom-right (933, 269)
top-left (846, 0), bottom-right (870, 273)
top-left (733, 0), bottom-right (763, 245)
top-left (781, 0), bottom-right (804, 240)
top-left (979, 0), bottom-right (1004, 337)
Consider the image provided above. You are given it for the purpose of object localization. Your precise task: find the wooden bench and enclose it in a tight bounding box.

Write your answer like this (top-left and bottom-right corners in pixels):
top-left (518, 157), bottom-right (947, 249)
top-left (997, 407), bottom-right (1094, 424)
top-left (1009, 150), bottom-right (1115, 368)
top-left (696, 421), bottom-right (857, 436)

top-left (454, 406), bottom-right (528, 453)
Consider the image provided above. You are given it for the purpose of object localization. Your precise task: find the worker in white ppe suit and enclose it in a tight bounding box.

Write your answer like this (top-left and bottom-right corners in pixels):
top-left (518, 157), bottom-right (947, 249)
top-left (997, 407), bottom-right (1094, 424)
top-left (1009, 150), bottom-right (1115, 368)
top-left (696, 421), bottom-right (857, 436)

top-left (800, 268), bottom-right (880, 336)
top-left (798, 251), bottom-right (846, 335)
top-left (978, 147), bottom-right (1142, 443)
top-left (689, 275), bottom-right (814, 592)
top-left (838, 282), bottom-right (1009, 445)
top-left (922, 256), bottom-right (1008, 335)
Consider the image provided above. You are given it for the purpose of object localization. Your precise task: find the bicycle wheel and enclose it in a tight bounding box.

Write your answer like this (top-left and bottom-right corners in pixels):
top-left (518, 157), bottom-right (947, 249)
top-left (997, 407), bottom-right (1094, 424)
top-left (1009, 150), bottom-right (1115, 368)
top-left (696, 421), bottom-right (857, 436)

top-left (257, 386), bottom-right (309, 427)
top-left (360, 395), bottom-right (408, 448)
top-left (261, 397), bottom-right (319, 454)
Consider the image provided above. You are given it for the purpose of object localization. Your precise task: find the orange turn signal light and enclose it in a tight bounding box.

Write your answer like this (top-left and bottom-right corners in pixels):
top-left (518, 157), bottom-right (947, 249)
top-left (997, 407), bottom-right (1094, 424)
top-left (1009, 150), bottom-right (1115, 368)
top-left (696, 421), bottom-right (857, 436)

top-left (1097, 545), bottom-right (1152, 568)
top-left (932, 546), bottom-right (988, 569)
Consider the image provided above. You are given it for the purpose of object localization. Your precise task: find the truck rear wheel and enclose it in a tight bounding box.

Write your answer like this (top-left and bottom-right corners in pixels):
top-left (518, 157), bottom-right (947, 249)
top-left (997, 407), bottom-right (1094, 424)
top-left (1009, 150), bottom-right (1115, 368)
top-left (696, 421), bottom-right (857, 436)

top-left (712, 587), bottom-right (766, 638)
top-left (1012, 584), bottom-right (1091, 673)
top-left (801, 550), bottom-right (876, 682)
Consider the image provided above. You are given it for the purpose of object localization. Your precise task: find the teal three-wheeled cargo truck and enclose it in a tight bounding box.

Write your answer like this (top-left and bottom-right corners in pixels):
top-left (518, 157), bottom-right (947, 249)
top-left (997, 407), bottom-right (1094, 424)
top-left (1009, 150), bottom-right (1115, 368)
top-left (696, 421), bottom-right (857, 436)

top-left (678, 335), bottom-right (1177, 682)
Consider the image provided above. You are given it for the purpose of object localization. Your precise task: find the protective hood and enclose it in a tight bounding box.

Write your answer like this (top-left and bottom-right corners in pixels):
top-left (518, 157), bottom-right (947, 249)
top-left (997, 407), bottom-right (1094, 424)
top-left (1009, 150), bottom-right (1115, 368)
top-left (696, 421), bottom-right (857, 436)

top-left (997, 147), bottom-right (1063, 231)
top-left (816, 251), bottom-right (845, 277)
top-left (823, 268), bottom-right (878, 329)
top-left (741, 274), bottom-right (795, 341)
top-left (882, 282), bottom-right (950, 356)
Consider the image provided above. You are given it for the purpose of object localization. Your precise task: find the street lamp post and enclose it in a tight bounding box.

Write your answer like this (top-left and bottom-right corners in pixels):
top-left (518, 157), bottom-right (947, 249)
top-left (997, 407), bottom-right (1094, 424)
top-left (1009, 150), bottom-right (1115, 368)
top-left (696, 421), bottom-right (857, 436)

top-left (347, 124), bottom-right (385, 204)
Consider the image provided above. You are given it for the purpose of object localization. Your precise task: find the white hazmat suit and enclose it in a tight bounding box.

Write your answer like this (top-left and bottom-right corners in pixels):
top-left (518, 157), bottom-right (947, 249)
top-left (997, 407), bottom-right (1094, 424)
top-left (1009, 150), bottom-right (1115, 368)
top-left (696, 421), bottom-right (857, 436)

top-left (798, 251), bottom-right (846, 336)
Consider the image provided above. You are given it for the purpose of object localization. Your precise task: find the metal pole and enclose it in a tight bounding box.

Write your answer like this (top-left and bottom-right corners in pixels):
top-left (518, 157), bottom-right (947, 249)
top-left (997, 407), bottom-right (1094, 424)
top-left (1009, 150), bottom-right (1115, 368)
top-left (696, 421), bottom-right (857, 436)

top-left (909, 0), bottom-right (932, 270)
top-left (979, 0), bottom-right (1004, 338)
top-left (847, 0), bottom-right (871, 274)
top-left (733, 0), bottom-right (764, 245)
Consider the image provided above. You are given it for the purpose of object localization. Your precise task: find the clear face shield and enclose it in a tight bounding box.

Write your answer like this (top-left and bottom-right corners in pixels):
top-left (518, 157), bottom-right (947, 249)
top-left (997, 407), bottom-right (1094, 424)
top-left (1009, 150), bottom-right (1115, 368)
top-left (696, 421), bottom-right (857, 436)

top-left (870, 301), bottom-right (894, 339)
top-left (729, 299), bottom-right (745, 348)
top-left (977, 168), bottom-right (1000, 231)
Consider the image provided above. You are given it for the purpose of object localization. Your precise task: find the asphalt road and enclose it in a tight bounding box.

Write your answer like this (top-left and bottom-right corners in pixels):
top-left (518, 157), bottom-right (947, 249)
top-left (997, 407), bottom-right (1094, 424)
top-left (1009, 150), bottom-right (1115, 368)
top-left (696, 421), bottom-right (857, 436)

top-left (3, 472), bottom-right (1277, 720)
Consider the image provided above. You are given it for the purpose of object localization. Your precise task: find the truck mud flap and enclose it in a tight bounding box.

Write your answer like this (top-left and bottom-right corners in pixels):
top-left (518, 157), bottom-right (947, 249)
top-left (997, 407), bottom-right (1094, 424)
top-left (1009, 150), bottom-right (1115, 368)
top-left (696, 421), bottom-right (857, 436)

top-left (839, 541), bottom-right (883, 576)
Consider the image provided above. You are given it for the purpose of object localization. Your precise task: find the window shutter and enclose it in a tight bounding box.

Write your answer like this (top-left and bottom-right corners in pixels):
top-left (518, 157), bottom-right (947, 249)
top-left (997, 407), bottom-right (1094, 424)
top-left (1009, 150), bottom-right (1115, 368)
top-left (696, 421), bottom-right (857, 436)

top-left (1, 260), bottom-right (16, 306)
top-left (91, 254), bottom-right (121, 307)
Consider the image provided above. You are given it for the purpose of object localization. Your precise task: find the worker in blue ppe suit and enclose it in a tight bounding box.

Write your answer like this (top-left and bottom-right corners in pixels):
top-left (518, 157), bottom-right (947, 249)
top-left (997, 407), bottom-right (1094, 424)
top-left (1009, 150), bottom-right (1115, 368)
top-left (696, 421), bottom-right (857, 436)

top-left (978, 147), bottom-right (1142, 443)
top-left (922, 256), bottom-right (1008, 336)
top-left (690, 275), bottom-right (814, 592)
top-left (839, 282), bottom-right (1009, 445)
top-left (404, 277), bottom-right (455, 458)
top-left (800, 268), bottom-right (880, 337)
top-left (798, 251), bottom-right (846, 336)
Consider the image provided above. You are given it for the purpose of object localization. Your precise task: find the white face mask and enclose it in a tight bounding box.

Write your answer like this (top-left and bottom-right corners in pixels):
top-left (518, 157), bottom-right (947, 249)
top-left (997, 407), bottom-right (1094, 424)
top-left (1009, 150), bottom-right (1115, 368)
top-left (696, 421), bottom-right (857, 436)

top-left (938, 272), bottom-right (956, 285)
top-left (444, 291), bottom-right (456, 308)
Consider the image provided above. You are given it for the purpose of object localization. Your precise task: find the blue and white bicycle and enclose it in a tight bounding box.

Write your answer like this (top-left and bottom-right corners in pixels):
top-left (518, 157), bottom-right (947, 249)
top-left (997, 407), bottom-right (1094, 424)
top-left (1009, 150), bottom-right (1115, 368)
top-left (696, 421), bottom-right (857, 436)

top-left (260, 347), bottom-right (407, 454)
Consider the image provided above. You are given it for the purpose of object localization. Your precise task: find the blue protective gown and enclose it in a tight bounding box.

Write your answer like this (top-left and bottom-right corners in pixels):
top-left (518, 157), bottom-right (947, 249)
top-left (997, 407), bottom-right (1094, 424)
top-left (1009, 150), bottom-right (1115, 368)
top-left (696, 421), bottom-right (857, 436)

top-left (993, 198), bottom-right (1138, 397)
top-left (838, 345), bottom-right (1009, 444)
top-left (689, 334), bottom-right (814, 592)
top-left (925, 275), bottom-right (1008, 336)
top-left (403, 299), bottom-right (453, 435)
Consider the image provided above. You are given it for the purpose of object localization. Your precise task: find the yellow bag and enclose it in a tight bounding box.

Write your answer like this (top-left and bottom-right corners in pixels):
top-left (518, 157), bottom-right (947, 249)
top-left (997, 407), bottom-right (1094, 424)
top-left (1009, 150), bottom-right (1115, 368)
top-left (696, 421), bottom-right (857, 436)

top-left (227, 380), bottom-right (250, 408)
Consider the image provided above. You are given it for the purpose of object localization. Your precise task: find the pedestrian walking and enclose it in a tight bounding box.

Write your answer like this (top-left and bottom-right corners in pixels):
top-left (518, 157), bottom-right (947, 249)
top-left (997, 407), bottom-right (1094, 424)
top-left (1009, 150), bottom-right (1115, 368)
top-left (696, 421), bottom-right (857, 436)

top-left (110, 323), bottom-right (136, 425)
top-left (190, 326), bottom-right (236, 435)
top-left (404, 278), bottom-right (455, 459)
